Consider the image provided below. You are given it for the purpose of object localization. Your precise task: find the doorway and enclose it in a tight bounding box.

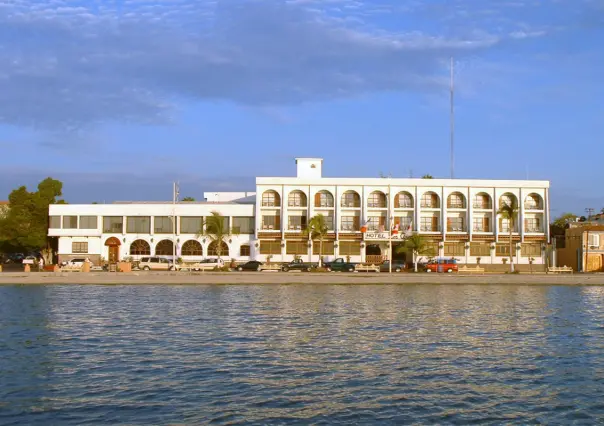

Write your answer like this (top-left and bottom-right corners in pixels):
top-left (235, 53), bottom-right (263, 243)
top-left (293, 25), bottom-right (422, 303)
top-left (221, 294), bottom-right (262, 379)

top-left (105, 237), bottom-right (121, 264)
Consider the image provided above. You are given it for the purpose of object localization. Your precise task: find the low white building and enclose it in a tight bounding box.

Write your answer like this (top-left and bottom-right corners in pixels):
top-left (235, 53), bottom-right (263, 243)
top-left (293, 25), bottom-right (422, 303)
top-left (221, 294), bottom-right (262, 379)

top-left (49, 158), bottom-right (550, 270)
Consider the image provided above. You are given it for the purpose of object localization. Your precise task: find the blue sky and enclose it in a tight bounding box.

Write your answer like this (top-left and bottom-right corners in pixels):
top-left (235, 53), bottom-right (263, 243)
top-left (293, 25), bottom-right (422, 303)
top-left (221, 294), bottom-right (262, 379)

top-left (0, 0), bottom-right (603, 217)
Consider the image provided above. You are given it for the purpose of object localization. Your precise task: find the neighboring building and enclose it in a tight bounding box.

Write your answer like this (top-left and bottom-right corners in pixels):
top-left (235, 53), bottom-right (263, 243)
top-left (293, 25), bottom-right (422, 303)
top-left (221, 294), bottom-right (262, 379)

top-left (0, 201), bottom-right (9, 218)
top-left (49, 158), bottom-right (551, 269)
top-left (557, 222), bottom-right (604, 272)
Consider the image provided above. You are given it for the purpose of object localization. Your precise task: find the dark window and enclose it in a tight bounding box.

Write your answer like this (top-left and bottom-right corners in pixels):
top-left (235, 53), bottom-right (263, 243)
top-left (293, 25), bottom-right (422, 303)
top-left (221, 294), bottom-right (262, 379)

top-left (79, 216), bottom-right (98, 229)
top-left (287, 241), bottom-right (307, 255)
top-left (130, 240), bottom-right (151, 255)
top-left (240, 244), bottom-right (251, 256)
top-left (180, 217), bottom-right (203, 234)
top-left (339, 242), bottom-right (361, 256)
top-left (127, 217), bottom-right (150, 234)
top-left (260, 241), bottom-right (281, 255)
top-left (154, 216), bottom-right (173, 234)
top-left (181, 240), bottom-right (202, 256)
top-left (72, 242), bottom-right (88, 253)
top-left (49, 216), bottom-right (61, 229)
top-left (232, 217), bottom-right (254, 234)
top-left (63, 216), bottom-right (78, 229)
top-left (103, 216), bottom-right (123, 233)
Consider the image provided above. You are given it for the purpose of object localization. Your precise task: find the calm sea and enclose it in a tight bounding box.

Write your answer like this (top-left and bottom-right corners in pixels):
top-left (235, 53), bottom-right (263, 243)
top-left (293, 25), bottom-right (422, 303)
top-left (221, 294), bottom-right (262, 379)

top-left (1, 284), bottom-right (603, 424)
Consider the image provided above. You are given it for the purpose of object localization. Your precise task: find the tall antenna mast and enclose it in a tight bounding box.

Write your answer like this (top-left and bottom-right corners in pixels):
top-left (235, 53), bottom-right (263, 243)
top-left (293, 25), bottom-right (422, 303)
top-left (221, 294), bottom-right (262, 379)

top-left (450, 56), bottom-right (455, 179)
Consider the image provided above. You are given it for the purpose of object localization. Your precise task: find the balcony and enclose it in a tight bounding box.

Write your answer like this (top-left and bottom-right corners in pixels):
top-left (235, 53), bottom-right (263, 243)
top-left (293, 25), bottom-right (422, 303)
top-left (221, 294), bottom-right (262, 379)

top-left (447, 202), bottom-right (465, 209)
top-left (525, 226), bottom-right (544, 233)
top-left (473, 202), bottom-right (492, 209)
top-left (341, 225), bottom-right (360, 232)
top-left (524, 203), bottom-right (542, 211)
top-left (287, 225), bottom-right (307, 231)
top-left (473, 226), bottom-right (491, 232)
top-left (447, 226), bottom-right (467, 232)
top-left (420, 225), bottom-right (440, 232)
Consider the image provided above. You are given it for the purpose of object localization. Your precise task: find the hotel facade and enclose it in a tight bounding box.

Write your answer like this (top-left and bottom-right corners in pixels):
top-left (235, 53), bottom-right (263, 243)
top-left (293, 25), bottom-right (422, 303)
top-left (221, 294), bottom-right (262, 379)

top-left (49, 158), bottom-right (551, 269)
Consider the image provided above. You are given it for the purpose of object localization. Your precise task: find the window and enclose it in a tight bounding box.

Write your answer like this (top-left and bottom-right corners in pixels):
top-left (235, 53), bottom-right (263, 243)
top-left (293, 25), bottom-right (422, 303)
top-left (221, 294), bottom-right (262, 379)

top-left (154, 216), bottom-right (173, 234)
top-left (208, 241), bottom-right (229, 257)
top-left (444, 242), bottom-right (465, 256)
top-left (499, 194), bottom-right (516, 208)
top-left (588, 234), bottom-right (601, 248)
top-left (240, 245), bottom-right (251, 256)
top-left (473, 194), bottom-right (492, 209)
top-left (524, 218), bottom-right (541, 233)
top-left (447, 217), bottom-right (465, 232)
top-left (395, 216), bottom-right (412, 231)
top-left (341, 191), bottom-right (360, 208)
top-left (420, 217), bottom-right (439, 232)
top-left (313, 241), bottom-right (335, 255)
top-left (288, 191), bottom-right (307, 207)
top-left (155, 240), bottom-right (174, 255)
top-left (286, 241), bottom-right (307, 255)
top-left (130, 239), bottom-right (151, 255)
top-left (396, 192), bottom-right (413, 208)
top-left (368, 191), bottom-right (386, 208)
top-left (339, 241), bottom-right (361, 256)
top-left (232, 217), bottom-right (254, 234)
top-left (79, 216), bottom-right (98, 229)
top-left (521, 244), bottom-right (541, 257)
top-left (260, 240), bottom-right (281, 255)
top-left (103, 216), bottom-right (123, 233)
top-left (447, 193), bottom-right (465, 209)
top-left (262, 191), bottom-right (280, 207)
top-left (63, 216), bottom-right (78, 229)
top-left (315, 191), bottom-right (334, 208)
top-left (288, 215), bottom-right (307, 230)
top-left (180, 217), bottom-right (203, 234)
top-left (127, 216), bottom-right (150, 234)
top-left (72, 242), bottom-right (88, 253)
top-left (470, 243), bottom-right (490, 256)
top-left (525, 194), bottom-right (542, 210)
top-left (181, 240), bottom-right (202, 256)
top-left (323, 215), bottom-right (334, 230)
top-left (499, 218), bottom-right (513, 233)
top-left (496, 243), bottom-right (515, 257)
top-left (262, 215), bottom-right (280, 230)
top-left (341, 216), bottom-right (359, 231)
top-left (367, 216), bottom-right (385, 231)
top-left (49, 216), bottom-right (61, 229)
top-left (473, 217), bottom-right (490, 232)
top-left (205, 216), bottom-right (229, 234)
top-left (421, 192), bottom-right (439, 208)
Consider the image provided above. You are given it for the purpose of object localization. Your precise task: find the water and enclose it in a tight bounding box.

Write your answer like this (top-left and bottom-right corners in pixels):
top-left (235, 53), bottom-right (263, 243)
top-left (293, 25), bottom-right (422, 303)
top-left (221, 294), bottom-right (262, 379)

top-left (1, 284), bottom-right (604, 425)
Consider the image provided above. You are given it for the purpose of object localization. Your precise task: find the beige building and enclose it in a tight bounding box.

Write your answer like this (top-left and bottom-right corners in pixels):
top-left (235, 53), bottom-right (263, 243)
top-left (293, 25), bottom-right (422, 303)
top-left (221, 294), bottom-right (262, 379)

top-left (557, 224), bottom-right (604, 272)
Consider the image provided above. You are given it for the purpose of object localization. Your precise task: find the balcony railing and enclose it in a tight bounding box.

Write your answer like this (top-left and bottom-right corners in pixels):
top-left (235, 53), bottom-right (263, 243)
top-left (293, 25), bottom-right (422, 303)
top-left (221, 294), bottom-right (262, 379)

top-left (473, 203), bottom-right (492, 209)
top-left (420, 225), bottom-right (440, 232)
top-left (525, 227), bottom-right (543, 233)
top-left (261, 224), bottom-right (279, 230)
top-left (396, 202), bottom-right (413, 208)
top-left (341, 225), bottom-right (360, 231)
top-left (524, 203), bottom-right (542, 210)
top-left (421, 202), bottom-right (439, 208)
top-left (473, 226), bottom-right (491, 232)
top-left (447, 202), bottom-right (465, 209)
top-left (287, 225), bottom-right (307, 231)
top-left (447, 226), bottom-right (466, 232)
top-left (341, 202), bottom-right (361, 208)
top-left (262, 202), bottom-right (279, 207)
top-left (367, 202), bottom-right (386, 208)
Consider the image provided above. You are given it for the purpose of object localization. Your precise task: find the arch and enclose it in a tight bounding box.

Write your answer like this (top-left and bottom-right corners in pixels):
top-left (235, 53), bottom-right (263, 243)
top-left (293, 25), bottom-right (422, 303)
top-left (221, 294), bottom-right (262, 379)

top-left (341, 190), bottom-right (361, 208)
top-left (130, 239), bottom-right (150, 256)
top-left (261, 190), bottom-right (281, 207)
top-left (208, 240), bottom-right (229, 257)
top-left (181, 240), bottom-right (203, 256)
top-left (524, 193), bottom-right (543, 210)
top-left (499, 192), bottom-right (518, 208)
top-left (447, 192), bottom-right (466, 209)
top-left (366, 244), bottom-right (382, 256)
top-left (421, 191), bottom-right (440, 208)
top-left (288, 190), bottom-right (307, 207)
top-left (368, 191), bottom-right (386, 208)
top-left (155, 239), bottom-right (174, 256)
top-left (105, 237), bottom-right (121, 246)
top-left (394, 191), bottom-right (413, 208)
top-left (314, 190), bottom-right (334, 208)
top-left (473, 192), bottom-right (492, 209)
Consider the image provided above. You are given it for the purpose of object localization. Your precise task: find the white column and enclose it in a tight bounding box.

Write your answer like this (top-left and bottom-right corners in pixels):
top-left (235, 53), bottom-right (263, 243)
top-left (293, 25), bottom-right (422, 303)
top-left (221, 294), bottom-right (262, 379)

top-left (442, 186), bottom-right (447, 241)
top-left (519, 187), bottom-right (525, 242)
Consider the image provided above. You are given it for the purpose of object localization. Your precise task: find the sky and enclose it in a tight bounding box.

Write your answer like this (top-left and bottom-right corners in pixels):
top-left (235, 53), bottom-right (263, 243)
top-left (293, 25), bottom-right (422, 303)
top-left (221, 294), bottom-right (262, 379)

top-left (0, 0), bottom-right (603, 217)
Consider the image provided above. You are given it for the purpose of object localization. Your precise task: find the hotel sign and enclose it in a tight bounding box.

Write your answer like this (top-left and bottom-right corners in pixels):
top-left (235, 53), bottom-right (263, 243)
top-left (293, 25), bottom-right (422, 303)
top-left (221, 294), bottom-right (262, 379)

top-left (364, 232), bottom-right (404, 240)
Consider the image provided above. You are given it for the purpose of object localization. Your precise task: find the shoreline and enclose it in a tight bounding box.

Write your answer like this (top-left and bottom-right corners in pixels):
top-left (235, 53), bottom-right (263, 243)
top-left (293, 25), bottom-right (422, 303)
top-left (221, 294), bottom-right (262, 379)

top-left (1, 271), bottom-right (603, 285)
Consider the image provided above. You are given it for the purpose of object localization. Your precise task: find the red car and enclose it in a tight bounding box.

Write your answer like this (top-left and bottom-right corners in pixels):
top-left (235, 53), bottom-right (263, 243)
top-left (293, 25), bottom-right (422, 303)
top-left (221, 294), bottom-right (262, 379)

top-left (425, 258), bottom-right (458, 273)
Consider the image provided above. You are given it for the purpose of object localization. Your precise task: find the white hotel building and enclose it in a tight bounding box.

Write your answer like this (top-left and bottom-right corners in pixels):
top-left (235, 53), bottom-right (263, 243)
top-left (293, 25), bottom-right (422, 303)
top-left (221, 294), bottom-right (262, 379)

top-left (49, 158), bottom-right (550, 269)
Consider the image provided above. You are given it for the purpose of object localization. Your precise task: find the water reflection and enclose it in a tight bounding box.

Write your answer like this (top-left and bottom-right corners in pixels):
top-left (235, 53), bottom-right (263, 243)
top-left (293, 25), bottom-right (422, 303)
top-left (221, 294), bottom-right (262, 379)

top-left (0, 284), bottom-right (603, 424)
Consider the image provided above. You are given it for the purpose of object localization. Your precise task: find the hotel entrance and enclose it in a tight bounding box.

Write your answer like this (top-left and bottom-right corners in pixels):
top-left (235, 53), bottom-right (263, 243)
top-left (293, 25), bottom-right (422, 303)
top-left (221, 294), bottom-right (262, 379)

top-left (105, 237), bottom-right (121, 263)
top-left (366, 243), bottom-right (384, 264)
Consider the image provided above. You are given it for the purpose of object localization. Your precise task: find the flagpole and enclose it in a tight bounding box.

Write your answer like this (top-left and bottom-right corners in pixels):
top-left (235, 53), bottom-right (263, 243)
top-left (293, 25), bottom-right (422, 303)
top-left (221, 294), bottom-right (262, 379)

top-left (172, 182), bottom-right (177, 269)
top-left (389, 183), bottom-right (392, 274)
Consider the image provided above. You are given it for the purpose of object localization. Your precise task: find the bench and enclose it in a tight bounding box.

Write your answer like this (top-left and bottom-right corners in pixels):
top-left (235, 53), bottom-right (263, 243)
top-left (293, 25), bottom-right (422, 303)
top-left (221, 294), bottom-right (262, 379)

top-left (61, 265), bottom-right (82, 272)
top-left (548, 266), bottom-right (573, 274)
top-left (355, 264), bottom-right (380, 273)
top-left (260, 264), bottom-right (281, 272)
top-left (458, 266), bottom-right (485, 274)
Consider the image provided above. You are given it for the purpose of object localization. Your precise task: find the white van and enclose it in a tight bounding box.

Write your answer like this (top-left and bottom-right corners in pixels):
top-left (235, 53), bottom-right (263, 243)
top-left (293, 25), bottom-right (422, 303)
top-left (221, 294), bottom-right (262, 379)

top-left (190, 258), bottom-right (225, 271)
top-left (138, 256), bottom-right (176, 271)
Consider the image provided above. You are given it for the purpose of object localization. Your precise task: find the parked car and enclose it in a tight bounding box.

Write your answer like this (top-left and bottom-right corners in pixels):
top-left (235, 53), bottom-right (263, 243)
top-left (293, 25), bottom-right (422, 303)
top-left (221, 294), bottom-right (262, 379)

top-left (281, 259), bottom-right (317, 272)
top-left (61, 258), bottom-right (89, 267)
top-left (138, 256), bottom-right (176, 271)
top-left (379, 260), bottom-right (406, 273)
top-left (324, 258), bottom-right (356, 272)
top-left (425, 258), bottom-right (458, 273)
top-left (22, 256), bottom-right (37, 265)
top-left (190, 258), bottom-right (225, 271)
top-left (236, 261), bottom-right (264, 272)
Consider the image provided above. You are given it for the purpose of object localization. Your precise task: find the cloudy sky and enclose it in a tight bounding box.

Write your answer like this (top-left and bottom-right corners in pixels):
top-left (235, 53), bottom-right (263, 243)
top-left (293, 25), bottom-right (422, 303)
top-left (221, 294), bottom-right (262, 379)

top-left (0, 0), bottom-right (602, 215)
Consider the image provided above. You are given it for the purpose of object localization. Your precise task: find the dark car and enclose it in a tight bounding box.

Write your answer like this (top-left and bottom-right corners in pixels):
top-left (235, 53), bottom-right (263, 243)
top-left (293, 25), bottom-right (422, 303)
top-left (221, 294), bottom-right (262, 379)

top-left (324, 258), bottom-right (356, 272)
top-left (236, 261), bottom-right (263, 272)
top-left (281, 259), bottom-right (317, 272)
top-left (379, 260), bottom-right (406, 273)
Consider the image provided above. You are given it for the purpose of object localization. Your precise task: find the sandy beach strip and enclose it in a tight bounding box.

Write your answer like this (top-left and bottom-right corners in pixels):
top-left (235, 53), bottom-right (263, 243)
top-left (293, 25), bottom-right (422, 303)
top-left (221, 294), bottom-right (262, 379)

top-left (1, 271), bottom-right (603, 285)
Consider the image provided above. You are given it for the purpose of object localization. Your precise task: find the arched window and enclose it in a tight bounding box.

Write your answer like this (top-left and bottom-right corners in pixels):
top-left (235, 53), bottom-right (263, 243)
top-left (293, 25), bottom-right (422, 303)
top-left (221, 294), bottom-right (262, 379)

top-left (341, 190), bottom-right (360, 208)
top-left (368, 191), bottom-right (386, 208)
top-left (499, 193), bottom-right (517, 208)
top-left (524, 193), bottom-right (543, 210)
top-left (314, 190), bottom-right (334, 208)
top-left (261, 190), bottom-right (280, 207)
top-left (155, 239), bottom-right (174, 256)
top-left (208, 240), bottom-right (229, 257)
top-left (447, 192), bottom-right (466, 209)
top-left (240, 244), bottom-right (251, 256)
top-left (130, 239), bottom-right (150, 255)
top-left (394, 191), bottom-right (413, 208)
top-left (181, 240), bottom-right (203, 256)
top-left (421, 191), bottom-right (440, 208)
top-left (473, 193), bottom-right (492, 209)
top-left (288, 190), bottom-right (307, 207)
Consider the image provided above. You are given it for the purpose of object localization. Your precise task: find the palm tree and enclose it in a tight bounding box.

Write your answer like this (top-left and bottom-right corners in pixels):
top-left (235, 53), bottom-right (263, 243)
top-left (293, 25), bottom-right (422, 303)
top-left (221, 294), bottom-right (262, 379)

top-left (498, 200), bottom-right (519, 272)
top-left (182, 196), bottom-right (195, 202)
top-left (197, 211), bottom-right (239, 261)
top-left (397, 233), bottom-right (434, 272)
top-left (422, 174), bottom-right (434, 179)
top-left (304, 214), bottom-right (329, 267)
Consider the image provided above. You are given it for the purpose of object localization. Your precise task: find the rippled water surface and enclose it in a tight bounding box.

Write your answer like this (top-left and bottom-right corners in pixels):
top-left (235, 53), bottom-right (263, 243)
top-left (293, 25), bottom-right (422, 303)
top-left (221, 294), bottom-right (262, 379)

top-left (1, 284), bottom-right (604, 425)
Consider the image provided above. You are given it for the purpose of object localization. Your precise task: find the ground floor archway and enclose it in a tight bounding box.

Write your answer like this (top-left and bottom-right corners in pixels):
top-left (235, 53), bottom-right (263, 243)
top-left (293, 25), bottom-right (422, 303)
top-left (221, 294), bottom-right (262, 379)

top-left (105, 237), bottom-right (121, 263)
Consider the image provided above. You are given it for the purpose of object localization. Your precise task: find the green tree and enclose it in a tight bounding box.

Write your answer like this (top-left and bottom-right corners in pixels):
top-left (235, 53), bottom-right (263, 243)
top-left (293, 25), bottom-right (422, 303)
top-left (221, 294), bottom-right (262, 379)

top-left (197, 211), bottom-right (238, 260)
top-left (498, 199), bottom-right (519, 272)
top-left (422, 174), bottom-right (434, 179)
top-left (0, 178), bottom-right (65, 256)
top-left (182, 196), bottom-right (195, 202)
top-left (397, 233), bottom-right (435, 272)
top-left (304, 214), bottom-right (329, 267)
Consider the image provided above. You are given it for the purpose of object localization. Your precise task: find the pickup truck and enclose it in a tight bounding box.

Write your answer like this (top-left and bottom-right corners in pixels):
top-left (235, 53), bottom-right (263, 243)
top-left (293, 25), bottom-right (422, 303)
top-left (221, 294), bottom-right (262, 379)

top-left (281, 259), bottom-right (317, 272)
top-left (324, 258), bottom-right (356, 272)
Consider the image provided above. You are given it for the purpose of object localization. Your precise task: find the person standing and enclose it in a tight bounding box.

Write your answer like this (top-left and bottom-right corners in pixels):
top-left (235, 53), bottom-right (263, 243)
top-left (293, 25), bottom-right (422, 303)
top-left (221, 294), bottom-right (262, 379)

top-left (38, 257), bottom-right (44, 272)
